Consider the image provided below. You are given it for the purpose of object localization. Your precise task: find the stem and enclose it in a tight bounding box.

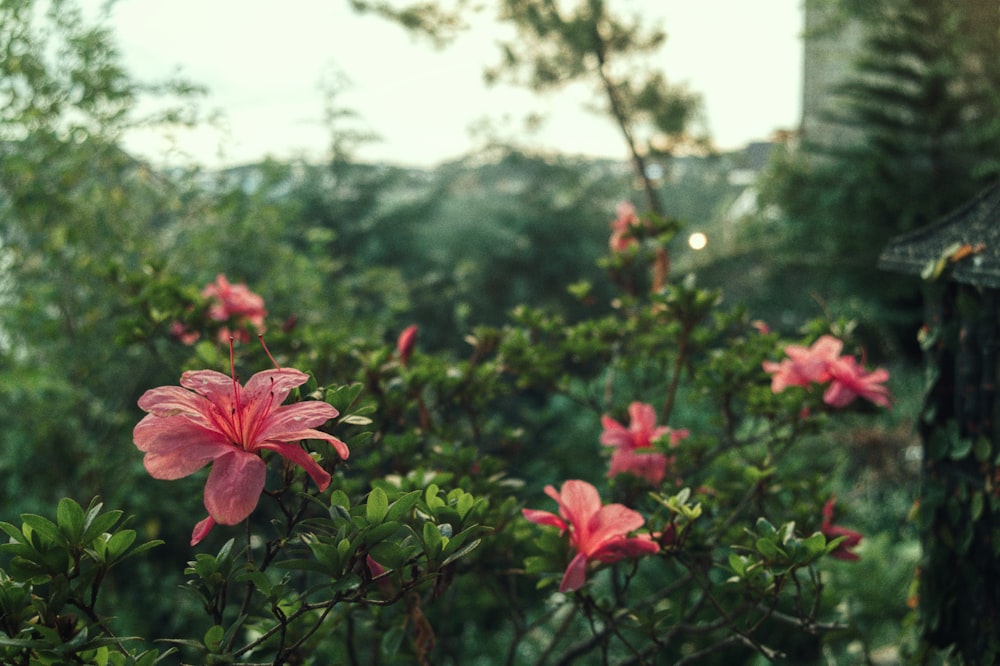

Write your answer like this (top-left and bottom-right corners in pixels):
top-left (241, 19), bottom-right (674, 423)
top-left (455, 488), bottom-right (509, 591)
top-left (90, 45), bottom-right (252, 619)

top-left (661, 325), bottom-right (690, 423)
top-left (587, 10), bottom-right (669, 292)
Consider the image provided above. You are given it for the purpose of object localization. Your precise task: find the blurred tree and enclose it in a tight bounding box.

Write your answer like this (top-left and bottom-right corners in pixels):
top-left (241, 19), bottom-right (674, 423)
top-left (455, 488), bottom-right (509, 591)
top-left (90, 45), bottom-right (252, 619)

top-left (403, 150), bottom-right (626, 349)
top-left (347, 0), bottom-right (473, 46)
top-left (0, 0), bottom-right (212, 646)
top-left (0, 0), bottom-right (201, 510)
top-left (756, 0), bottom-right (1000, 351)
top-left (483, 0), bottom-right (706, 220)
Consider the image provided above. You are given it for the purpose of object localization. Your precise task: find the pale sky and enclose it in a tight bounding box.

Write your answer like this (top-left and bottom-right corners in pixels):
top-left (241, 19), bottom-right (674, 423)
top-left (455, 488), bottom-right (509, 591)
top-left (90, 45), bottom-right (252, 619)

top-left (105, 1), bottom-right (804, 168)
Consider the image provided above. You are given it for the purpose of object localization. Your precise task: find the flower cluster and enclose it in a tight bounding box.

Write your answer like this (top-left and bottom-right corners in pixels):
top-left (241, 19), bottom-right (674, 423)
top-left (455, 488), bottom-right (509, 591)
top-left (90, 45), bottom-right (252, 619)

top-left (763, 335), bottom-right (892, 408)
top-left (600, 402), bottom-right (688, 485)
top-left (522, 480), bottom-right (659, 592)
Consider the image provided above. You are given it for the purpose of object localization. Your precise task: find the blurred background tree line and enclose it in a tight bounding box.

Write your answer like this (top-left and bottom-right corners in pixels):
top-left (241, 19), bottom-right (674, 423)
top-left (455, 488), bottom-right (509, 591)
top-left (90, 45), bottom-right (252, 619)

top-left (1, 0), bottom-right (998, 661)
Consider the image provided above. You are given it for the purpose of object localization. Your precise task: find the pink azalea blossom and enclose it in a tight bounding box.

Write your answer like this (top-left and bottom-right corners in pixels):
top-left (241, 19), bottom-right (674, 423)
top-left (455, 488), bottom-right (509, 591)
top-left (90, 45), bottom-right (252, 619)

top-left (522, 480), bottom-right (659, 592)
top-left (169, 320), bottom-right (200, 346)
top-left (133, 367), bottom-right (348, 545)
top-left (821, 497), bottom-right (863, 561)
top-left (396, 324), bottom-right (418, 366)
top-left (600, 402), bottom-right (688, 484)
top-left (762, 335), bottom-right (843, 392)
top-left (763, 335), bottom-right (892, 409)
top-left (607, 449), bottom-right (671, 485)
top-left (202, 274), bottom-right (267, 343)
top-left (609, 201), bottom-right (641, 253)
top-left (823, 356), bottom-right (892, 408)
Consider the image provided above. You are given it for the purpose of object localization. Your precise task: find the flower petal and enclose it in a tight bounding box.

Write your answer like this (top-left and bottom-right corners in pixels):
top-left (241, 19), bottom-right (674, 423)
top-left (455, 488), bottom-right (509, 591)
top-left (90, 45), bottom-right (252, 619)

top-left (607, 449), bottom-right (667, 485)
top-left (583, 504), bottom-right (647, 555)
top-left (191, 515), bottom-right (216, 546)
top-left (560, 551), bottom-right (590, 593)
top-left (137, 385), bottom-right (214, 425)
top-left (521, 509), bottom-right (567, 531)
top-left (258, 441), bottom-right (332, 491)
top-left (242, 368), bottom-right (310, 408)
top-left (599, 416), bottom-right (630, 448)
top-left (180, 370), bottom-right (237, 407)
top-left (203, 449), bottom-right (267, 525)
top-left (590, 534), bottom-right (659, 563)
top-left (555, 480), bottom-right (602, 542)
top-left (259, 401), bottom-right (340, 439)
top-left (260, 427), bottom-right (349, 461)
top-left (133, 415), bottom-right (231, 479)
top-left (627, 402), bottom-right (658, 434)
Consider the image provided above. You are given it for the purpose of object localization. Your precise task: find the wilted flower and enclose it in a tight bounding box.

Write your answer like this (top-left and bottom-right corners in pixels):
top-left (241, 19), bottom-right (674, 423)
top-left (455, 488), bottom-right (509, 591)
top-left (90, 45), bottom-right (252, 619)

top-left (522, 479), bottom-right (659, 592)
top-left (133, 365), bottom-right (348, 545)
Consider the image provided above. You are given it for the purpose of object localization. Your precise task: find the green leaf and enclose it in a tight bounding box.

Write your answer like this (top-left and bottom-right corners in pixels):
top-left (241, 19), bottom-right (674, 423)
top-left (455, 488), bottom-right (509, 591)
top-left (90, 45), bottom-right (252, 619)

top-left (441, 537), bottom-right (481, 566)
top-left (423, 521), bottom-right (443, 560)
top-left (755, 537), bottom-right (781, 560)
top-left (273, 558), bottom-right (331, 574)
top-left (368, 541), bottom-right (410, 571)
top-left (802, 532), bottom-right (828, 558)
top-left (755, 518), bottom-right (777, 539)
top-left (366, 487), bottom-right (389, 525)
top-left (949, 436), bottom-right (973, 459)
top-left (81, 509), bottom-right (123, 546)
top-left (104, 529), bottom-right (137, 560)
top-left (0, 522), bottom-right (27, 544)
top-left (364, 521), bottom-right (402, 547)
top-left (204, 625), bottom-right (224, 653)
top-left (21, 514), bottom-right (65, 547)
top-left (974, 436), bottom-right (992, 463)
top-left (305, 538), bottom-right (341, 573)
top-left (385, 490), bottom-right (421, 522)
top-left (728, 553), bottom-right (747, 576)
top-left (56, 498), bottom-right (86, 543)
top-left (425, 485), bottom-right (445, 510)
top-left (971, 491), bottom-right (985, 522)
top-left (455, 492), bottom-right (475, 519)
top-left (325, 383), bottom-right (364, 412)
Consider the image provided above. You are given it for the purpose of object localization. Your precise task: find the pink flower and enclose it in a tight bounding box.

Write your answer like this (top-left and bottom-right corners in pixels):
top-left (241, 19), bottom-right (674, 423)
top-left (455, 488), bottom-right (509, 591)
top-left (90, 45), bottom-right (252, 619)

top-left (609, 201), bottom-right (641, 253)
top-left (763, 335), bottom-right (892, 409)
top-left (606, 449), bottom-right (670, 485)
top-left (762, 335), bottom-right (843, 392)
top-left (202, 274), bottom-right (267, 343)
top-left (601, 402), bottom-right (688, 484)
top-left (169, 320), bottom-right (200, 346)
top-left (821, 497), bottom-right (863, 561)
top-left (396, 324), bottom-right (418, 366)
top-left (823, 356), bottom-right (892, 408)
top-left (522, 480), bottom-right (659, 592)
top-left (133, 367), bottom-right (348, 545)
